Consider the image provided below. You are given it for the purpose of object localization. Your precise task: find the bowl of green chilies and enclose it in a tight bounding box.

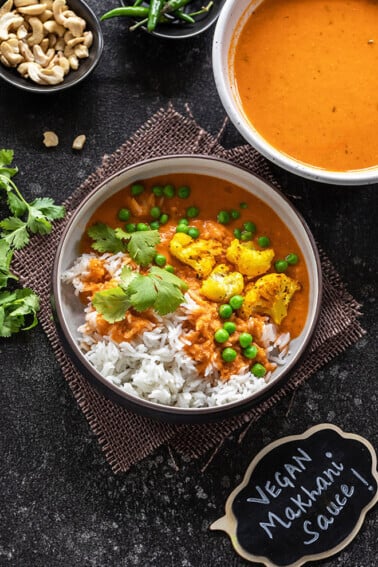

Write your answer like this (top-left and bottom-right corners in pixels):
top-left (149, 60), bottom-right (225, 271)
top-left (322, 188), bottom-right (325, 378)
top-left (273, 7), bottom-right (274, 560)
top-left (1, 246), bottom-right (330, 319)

top-left (101, 0), bottom-right (226, 39)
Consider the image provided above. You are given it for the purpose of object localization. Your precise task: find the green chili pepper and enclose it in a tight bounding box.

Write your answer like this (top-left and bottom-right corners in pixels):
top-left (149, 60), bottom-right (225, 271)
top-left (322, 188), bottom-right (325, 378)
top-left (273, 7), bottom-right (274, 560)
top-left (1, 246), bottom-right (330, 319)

top-left (100, 6), bottom-right (150, 21)
top-left (148, 0), bottom-right (165, 32)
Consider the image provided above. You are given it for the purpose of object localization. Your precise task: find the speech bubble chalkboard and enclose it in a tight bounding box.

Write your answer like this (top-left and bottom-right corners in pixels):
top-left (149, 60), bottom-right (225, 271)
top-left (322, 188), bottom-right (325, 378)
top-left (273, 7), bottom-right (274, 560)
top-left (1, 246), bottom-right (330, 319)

top-left (211, 424), bottom-right (378, 567)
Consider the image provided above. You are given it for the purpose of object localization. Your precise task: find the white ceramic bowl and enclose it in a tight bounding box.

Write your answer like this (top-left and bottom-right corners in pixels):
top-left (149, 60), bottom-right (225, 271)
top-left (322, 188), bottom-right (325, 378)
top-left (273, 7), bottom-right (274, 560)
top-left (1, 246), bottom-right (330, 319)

top-left (213, 0), bottom-right (378, 185)
top-left (53, 155), bottom-right (322, 423)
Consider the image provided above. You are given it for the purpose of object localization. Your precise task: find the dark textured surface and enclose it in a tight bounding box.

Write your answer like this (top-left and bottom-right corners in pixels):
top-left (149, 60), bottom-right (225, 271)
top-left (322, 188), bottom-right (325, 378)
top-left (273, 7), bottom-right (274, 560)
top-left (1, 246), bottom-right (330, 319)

top-left (0, 1), bottom-right (377, 565)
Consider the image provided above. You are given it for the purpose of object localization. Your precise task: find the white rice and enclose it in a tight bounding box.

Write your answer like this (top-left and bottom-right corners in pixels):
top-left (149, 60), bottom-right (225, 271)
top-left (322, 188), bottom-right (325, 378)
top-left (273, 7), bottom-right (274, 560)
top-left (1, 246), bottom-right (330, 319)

top-left (63, 253), bottom-right (291, 408)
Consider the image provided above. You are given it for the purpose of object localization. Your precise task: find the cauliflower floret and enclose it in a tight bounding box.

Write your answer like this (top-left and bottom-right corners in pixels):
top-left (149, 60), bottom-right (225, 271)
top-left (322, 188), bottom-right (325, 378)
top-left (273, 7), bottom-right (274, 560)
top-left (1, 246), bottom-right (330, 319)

top-left (200, 264), bottom-right (244, 302)
top-left (241, 273), bottom-right (301, 324)
top-left (169, 233), bottom-right (223, 278)
top-left (226, 239), bottom-right (274, 278)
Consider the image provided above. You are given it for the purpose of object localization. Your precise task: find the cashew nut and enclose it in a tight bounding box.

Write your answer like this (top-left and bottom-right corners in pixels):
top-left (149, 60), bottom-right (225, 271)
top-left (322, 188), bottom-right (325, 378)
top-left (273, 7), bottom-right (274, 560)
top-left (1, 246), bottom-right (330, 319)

top-left (0, 53), bottom-right (10, 65)
top-left (82, 30), bottom-right (92, 48)
top-left (14, 0), bottom-right (38, 7)
top-left (39, 8), bottom-right (52, 22)
top-left (18, 3), bottom-right (47, 16)
top-left (43, 130), bottom-right (59, 147)
top-left (16, 22), bottom-right (28, 38)
top-left (74, 43), bottom-right (86, 59)
top-left (27, 16), bottom-right (44, 44)
top-left (51, 0), bottom-right (66, 25)
top-left (54, 36), bottom-right (63, 50)
top-left (44, 18), bottom-right (64, 36)
top-left (32, 43), bottom-right (54, 65)
top-left (72, 134), bottom-right (86, 150)
top-left (0, 39), bottom-right (23, 65)
top-left (67, 52), bottom-right (77, 69)
top-left (0, 12), bottom-right (23, 40)
top-left (0, 0), bottom-right (14, 17)
top-left (18, 39), bottom-right (33, 60)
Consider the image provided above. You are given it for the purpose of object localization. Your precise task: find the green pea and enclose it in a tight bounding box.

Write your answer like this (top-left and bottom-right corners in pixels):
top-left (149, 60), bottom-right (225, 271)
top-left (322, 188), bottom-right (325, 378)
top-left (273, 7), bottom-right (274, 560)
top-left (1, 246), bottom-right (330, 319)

top-left (243, 221), bottom-right (256, 233)
top-left (219, 304), bottom-right (233, 319)
top-left (240, 231), bottom-right (253, 241)
top-left (150, 206), bottom-right (161, 219)
top-left (286, 253), bottom-right (299, 265)
top-left (176, 224), bottom-right (189, 234)
top-left (136, 222), bottom-right (149, 231)
top-left (217, 210), bottom-right (231, 224)
top-left (150, 221), bottom-right (160, 230)
top-left (233, 228), bottom-right (242, 239)
top-left (118, 208), bottom-right (130, 222)
top-left (131, 183), bottom-right (144, 196)
top-left (275, 259), bottom-right (289, 273)
top-left (178, 218), bottom-right (189, 226)
top-left (230, 295), bottom-right (244, 310)
top-left (258, 236), bottom-right (270, 248)
top-left (187, 227), bottom-right (200, 239)
top-left (159, 213), bottom-right (169, 225)
top-left (177, 185), bottom-right (191, 198)
top-left (231, 209), bottom-right (241, 220)
top-left (240, 202), bottom-right (248, 209)
top-left (239, 332), bottom-right (253, 348)
top-left (251, 363), bottom-right (267, 378)
top-left (152, 185), bottom-right (163, 197)
top-left (154, 254), bottom-right (167, 267)
top-left (125, 223), bottom-right (136, 233)
top-left (244, 345), bottom-right (258, 359)
top-left (165, 265), bottom-right (175, 273)
top-left (163, 184), bottom-right (175, 198)
top-left (186, 206), bottom-right (199, 218)
top-left (222, 347), bottom-right (237, 362)
top-left (223, 321), bottom-right (236, 334)
top-left (214, 329), bottom-right (230, 343)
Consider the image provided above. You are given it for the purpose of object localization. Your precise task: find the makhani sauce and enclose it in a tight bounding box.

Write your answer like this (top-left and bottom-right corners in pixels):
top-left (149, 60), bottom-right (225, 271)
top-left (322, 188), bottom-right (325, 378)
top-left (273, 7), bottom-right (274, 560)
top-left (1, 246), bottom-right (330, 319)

top-left (81, 173), bottom-right (309, 345)
top-left (232, 0), bottom-right (378, 171)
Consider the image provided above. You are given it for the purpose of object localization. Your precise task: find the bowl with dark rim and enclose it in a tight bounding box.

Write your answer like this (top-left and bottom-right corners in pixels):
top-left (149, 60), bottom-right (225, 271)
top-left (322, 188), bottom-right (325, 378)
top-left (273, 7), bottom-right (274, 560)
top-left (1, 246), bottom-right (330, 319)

top-left (0, 0), bottom-right (103, 93)
top-left (118, 0), bottom-right (226, 39)
top-left (52, 155), bottom-right (322, 423)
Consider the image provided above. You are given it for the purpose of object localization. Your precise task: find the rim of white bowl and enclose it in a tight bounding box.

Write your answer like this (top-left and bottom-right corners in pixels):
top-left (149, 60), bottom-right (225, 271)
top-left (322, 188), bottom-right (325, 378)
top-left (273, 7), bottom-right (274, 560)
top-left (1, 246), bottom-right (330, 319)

top-left (53, 155), bottom-right (322, 419)
top-left (213, 0), bottom-right (378, 186)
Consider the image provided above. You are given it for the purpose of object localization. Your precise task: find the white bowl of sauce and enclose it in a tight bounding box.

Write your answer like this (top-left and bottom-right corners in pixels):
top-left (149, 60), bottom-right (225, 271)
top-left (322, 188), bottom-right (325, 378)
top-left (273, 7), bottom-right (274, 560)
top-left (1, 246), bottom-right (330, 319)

top-left (213, 0), bottom-right (378, 184)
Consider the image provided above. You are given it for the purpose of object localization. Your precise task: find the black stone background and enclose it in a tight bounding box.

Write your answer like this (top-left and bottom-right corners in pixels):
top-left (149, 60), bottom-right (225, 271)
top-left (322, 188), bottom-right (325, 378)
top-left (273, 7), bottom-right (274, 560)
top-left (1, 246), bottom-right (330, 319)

top-left (0, 2), bottom-right (377, 565)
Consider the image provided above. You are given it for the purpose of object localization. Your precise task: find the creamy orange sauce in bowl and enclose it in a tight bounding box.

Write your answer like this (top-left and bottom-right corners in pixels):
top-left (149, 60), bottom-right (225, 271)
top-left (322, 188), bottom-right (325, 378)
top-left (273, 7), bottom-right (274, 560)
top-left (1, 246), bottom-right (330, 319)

top-left (213, 0), bottom-right (378, 184)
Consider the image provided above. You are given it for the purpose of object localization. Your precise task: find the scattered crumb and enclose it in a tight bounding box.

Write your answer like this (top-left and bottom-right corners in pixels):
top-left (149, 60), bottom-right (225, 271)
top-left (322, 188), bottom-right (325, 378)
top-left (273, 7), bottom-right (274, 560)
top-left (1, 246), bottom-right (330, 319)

top-left (43, 131), bottom-right (59, 148)
top-left (72, 134), bottom-right (86, 150)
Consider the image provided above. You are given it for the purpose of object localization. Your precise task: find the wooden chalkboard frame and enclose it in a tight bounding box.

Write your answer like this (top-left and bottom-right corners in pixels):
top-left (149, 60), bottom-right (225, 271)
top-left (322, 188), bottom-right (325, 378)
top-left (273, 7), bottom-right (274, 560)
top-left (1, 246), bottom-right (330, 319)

top-left (210, 424), bottom-right (378, 567)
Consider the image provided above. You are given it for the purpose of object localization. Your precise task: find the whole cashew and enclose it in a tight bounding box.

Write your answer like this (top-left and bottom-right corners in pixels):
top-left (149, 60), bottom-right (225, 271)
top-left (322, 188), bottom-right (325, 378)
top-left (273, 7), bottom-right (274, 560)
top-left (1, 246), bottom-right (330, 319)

top-left (0, 12), bottom-right (23, 40)
top-left (14, 0), bottom-right (38, 7)
top-left (0, 40), bottom-right (23, 65)
top-left (32, 43), bottom-right (54, 65)
top-left (27, 16), bottom-right (44, 44)
top-left (0, 0), bottom-right (14, 17)
top-left (18, 4), bottom-right (47, 16)
top-left (44, 19), bottom-right (64, 36)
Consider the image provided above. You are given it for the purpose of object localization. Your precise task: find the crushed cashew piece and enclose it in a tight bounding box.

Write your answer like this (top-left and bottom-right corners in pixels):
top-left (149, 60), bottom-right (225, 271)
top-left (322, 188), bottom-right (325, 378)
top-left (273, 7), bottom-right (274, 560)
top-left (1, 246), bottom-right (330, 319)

top-left (72, 134), bottom-right (86, 150)
top-left (43, 130), bottom-right (59, 147)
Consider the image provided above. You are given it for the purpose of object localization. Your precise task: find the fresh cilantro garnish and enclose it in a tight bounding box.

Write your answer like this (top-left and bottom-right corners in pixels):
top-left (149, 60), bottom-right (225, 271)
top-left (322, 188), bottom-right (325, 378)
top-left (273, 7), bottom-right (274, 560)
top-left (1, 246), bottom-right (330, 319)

top-left (92, 266), bottom-right (188, 322)
top-left (88, 223), bottom-right (160, 266)
top-left (0, 288), bottom-right (39, 337)
top-left (87, 223), bottom-right (126, 254)
top-left (0, 149), bottom-right (65, 336)
top-left (0, 154), bottom-right (65, 250)
top-left (0, 240), bottom-right (17, 289)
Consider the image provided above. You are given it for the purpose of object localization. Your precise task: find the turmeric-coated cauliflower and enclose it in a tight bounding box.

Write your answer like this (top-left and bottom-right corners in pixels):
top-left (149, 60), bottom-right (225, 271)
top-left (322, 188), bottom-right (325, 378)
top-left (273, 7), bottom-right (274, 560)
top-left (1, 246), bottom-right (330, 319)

top-left (241, 273), bottom-right (300, 325)
top-left (226, 239), bottom-right (274, 278)
top-left (200, 264), bottom-right (244, 302)
top-left (169, 233), bottom-right (223, 278)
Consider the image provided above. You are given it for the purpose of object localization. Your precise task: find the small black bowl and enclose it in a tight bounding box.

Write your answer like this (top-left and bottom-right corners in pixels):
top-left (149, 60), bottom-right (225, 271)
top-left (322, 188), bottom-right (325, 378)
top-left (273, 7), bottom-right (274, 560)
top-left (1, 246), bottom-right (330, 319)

top-left (120, 0), bottom-right (226, 39)
top-left (0, 0), bottom-right (103, 93)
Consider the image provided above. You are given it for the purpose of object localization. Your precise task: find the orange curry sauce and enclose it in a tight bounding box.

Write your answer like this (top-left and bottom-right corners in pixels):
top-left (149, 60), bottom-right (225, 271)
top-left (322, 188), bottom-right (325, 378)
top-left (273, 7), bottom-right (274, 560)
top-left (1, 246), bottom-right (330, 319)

top-left (232, 0), bottom-right (378, 171)
top-left (80, 174), bottom-right (309, 381)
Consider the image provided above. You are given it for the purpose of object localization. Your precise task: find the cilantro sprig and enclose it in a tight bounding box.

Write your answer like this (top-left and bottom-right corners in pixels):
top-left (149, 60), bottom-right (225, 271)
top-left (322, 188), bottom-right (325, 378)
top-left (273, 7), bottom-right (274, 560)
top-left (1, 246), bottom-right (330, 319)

top-left (92, 266), bottom-right (188, 323)
top-left (88, 222), bottom-right (160, 266)
top-left (0, 150), bottom-right (65, 250)
top-left (0, 149), bottom-right (65, 337)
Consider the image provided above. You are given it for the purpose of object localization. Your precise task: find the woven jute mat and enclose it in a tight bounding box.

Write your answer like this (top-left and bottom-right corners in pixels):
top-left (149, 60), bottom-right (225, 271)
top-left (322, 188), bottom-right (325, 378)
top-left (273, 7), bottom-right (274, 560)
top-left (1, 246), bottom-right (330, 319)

top-left (12, 106), bottom-right (365, 473)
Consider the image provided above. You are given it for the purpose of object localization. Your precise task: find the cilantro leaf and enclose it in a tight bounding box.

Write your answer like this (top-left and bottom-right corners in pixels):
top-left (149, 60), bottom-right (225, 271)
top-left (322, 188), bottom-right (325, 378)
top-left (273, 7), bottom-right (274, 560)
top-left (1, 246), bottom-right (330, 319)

top-left (148, 267), bottom-right (188, 315)
top-left (0, 239), bottom-right (17, 289)
top-left (0, 149), bottom-right (14, 167)
top-left (88, 223), bottom-right (126, 254)
top-left (119, 265), bottom-right (138, 288)
top-left (127, 274), bottom-right (158, 312)
top-left (0, 288), bottom-right (39, 337)
top-left (7, 192), bottom-right (27, 217)
top-left (92, 287), bottom-right (131, 323)
top-left (127, 230), bottom-right (160, 266)
top-left (0, 216), bottom-right (29, 249)
top-left (30, 197), bottom-right (65, 221)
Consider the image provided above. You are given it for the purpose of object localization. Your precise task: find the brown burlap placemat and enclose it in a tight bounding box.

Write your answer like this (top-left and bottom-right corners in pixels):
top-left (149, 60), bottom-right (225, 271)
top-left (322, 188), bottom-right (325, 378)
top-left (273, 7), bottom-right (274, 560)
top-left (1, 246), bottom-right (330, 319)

top-left (12, 105), bottom-right (365, 473)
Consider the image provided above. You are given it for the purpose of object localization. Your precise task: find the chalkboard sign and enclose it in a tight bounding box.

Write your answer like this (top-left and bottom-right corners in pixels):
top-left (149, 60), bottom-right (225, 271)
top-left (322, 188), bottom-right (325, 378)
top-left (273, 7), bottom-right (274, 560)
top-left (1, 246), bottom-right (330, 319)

top-left (211, 424), bottom-right (378, 567)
